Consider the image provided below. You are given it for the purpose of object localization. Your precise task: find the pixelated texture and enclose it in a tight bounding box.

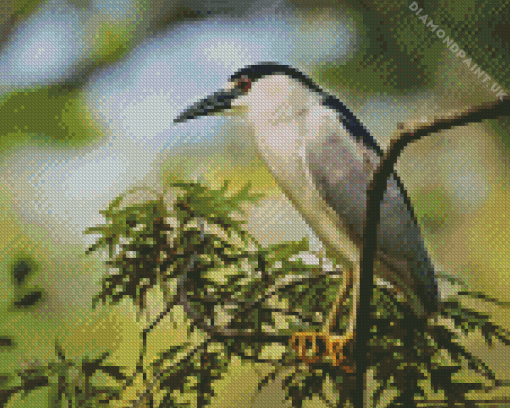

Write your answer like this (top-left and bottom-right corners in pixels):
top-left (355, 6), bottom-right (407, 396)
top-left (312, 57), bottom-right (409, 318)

top-left (314, 0), bottom-right (509, 95)
top-left (0, 0), bottom-right (509, 407)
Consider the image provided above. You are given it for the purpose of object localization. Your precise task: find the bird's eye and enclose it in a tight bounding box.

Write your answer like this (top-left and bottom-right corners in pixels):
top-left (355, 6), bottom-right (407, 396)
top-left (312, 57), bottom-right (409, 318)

top-left (237, 76), bottom-right (252, 93)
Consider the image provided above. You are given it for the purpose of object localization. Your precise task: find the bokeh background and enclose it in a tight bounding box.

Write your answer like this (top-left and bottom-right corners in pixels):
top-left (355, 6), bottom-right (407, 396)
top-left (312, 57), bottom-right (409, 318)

top-left (0, 0), bottom-right (509, 406)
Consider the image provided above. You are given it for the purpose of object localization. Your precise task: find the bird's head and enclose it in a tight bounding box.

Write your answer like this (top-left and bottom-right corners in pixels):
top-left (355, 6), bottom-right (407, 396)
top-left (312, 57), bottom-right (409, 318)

top-left (173, 63), bottom-right (326, 209)
top-left (173, 63), bottom-right (330, 176)
top-left (173, 62), bottom-right (322, 125)
top-left (173, 62), bottom-right (379, 153)
top-left (174, 63), bottom-right (362, 269)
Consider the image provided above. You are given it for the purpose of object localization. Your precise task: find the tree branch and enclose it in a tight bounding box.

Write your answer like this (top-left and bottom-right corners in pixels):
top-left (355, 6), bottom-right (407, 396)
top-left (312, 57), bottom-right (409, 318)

top-left (353, 96), bottom-right (510, 408)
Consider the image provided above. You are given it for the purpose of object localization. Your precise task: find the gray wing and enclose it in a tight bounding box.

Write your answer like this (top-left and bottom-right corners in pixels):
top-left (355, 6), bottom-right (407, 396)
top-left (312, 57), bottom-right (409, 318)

top-left (306, 124), bottom-right (439, 315)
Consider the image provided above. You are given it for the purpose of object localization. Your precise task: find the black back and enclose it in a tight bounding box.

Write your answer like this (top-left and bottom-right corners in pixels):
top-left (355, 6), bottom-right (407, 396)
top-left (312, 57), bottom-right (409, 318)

top-left (231, 63), bottom-right (381, 154)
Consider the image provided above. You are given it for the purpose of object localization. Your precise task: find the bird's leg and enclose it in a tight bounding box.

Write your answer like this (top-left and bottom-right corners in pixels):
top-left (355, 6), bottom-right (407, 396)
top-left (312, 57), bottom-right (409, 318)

top-left (324, 264), bottom-right (353, 333)
top-left (291, 264), bottom-right (359, 371)
top-left (324, 263), bottom-right (359, 371)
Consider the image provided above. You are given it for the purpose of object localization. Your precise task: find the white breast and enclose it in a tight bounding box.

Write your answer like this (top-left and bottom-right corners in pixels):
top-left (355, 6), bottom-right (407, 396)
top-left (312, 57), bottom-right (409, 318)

top-left (246, 76), bottom-right (360, 267)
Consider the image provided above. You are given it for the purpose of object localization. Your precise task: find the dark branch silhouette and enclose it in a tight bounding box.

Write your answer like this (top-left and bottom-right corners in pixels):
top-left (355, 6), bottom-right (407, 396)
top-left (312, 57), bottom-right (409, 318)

top-left (354, 95), bottom-right (510, 408)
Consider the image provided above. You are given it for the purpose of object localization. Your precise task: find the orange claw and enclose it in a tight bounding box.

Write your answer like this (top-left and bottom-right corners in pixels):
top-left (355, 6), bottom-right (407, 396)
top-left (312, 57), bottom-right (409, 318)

top-left (290, 266), bottom-right (358, 371)
top-left (291, 332), bottom-right (325, 365)
top-left (291, 332), bottom-right (354, 371)
top-left (327, 336), bottom-right (347, 367)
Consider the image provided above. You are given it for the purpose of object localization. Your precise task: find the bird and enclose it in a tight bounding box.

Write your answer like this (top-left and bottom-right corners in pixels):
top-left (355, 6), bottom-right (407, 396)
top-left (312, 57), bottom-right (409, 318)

top-left (174, 62), bottom-right (440, 369)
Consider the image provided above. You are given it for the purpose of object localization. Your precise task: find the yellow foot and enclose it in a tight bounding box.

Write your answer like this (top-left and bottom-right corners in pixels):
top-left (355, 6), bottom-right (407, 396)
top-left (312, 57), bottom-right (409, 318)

top-left (328, 335), bottom-right (355, 373)
top-left (290, 332), bottom-right (355, 371)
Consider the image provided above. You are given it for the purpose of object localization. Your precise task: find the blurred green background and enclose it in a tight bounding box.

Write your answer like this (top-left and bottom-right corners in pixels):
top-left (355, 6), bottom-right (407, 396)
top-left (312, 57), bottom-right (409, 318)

top-left (0, 0), bottom-right (508, 406)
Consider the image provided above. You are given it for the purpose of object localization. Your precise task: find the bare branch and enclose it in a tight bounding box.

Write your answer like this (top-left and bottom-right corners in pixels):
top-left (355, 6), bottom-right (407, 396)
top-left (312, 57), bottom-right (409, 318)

top-left (354, 95), bottom-right (510, 408)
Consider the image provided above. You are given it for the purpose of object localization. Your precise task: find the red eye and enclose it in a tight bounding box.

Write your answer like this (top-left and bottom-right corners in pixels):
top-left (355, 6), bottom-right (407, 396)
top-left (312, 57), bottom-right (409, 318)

top-left (237, 76), bottom-right (251, 92)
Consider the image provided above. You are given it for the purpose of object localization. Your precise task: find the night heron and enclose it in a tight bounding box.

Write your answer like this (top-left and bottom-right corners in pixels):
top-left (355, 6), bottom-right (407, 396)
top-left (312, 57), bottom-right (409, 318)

top-left (174, 62), bottom-right (440, 369)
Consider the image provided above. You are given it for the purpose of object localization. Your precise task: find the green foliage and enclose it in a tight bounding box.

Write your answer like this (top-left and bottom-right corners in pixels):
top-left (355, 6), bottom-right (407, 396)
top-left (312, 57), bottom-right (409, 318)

top-left (5, 179), bottom-right (509, 407)
top-left (3, 0), bottom-right (45, 25)
top-left (314, 0), bottom-right (509, 95)
top-left (316, 2), bottom-right (444, 94)
top-left (6, 255), bottom-right (44, 312)
top-left (0, 85), bottom-right (102, 148)
top-left (412, 187), bottom-right (453, 235)
top-left (488, 115), bottom-right (510, 158)
top-left (84, 188), bottom-right (174, 310)
top-left (0, 342), bottom-right (126, 408)
top-left (89, 23), bottom-right (132, 66)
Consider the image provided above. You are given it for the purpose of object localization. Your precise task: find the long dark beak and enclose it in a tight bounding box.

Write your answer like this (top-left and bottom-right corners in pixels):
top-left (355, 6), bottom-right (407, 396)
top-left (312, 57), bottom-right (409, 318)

top-left (174, 87), bottom-right (243, 123)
